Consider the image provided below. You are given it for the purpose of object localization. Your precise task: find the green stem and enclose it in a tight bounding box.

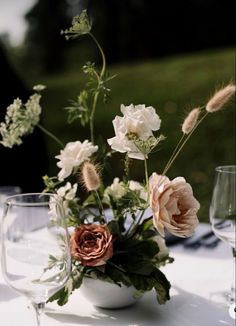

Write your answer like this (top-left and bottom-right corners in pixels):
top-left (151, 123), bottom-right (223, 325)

top-left (126, 209), bottom-right (146, 237)
top-left (89, 91), bottom-right (99, 144)
top-left (163, 111), bottom-right (209, 175)
top-left (162, 133), bottom-right (186, 175)
top-left (37, 124), bottom-right (64, 148)
top-left (89, 33), bottom-right (106, 78)
top-left (88, 33), bottom-right (106, 144)
top-left (144, 156), bottom-right (149, 202)
top-left (94, 190), bottom-right (107, 223)
top-left (124, 155), bottom-right (130, 183)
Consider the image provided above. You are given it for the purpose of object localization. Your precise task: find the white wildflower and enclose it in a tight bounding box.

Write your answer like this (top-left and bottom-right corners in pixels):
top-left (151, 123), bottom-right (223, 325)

top-left (33, 84), bottom-right (46, 92)
top-left (107, 104), bottom-right (161, 160)
top-left (104, 178), bottom-right (126, 200)
top-left (49, 183), bottom-right (78, 220)
top-left (57, 182), bottom-right (78, 200)
top-left (0, 94), bottom-right (42, 148)
top-left (128, 180), bottom-right (147, 201)
top-left (56, 140), bottom-right (98, 181)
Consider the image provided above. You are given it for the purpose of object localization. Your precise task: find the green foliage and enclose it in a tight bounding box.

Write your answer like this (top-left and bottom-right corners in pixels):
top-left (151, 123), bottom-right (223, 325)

top-left (34, 48), bottom-right (234, 221)
top-left (65, 90), bottom-right (89, 126)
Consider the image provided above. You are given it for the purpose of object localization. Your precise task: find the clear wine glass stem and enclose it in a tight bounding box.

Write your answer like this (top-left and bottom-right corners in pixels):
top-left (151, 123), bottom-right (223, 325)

top-left (229, 248), bottom-right (236, 303)
top-left (32, 302), bottom-right (45, 326)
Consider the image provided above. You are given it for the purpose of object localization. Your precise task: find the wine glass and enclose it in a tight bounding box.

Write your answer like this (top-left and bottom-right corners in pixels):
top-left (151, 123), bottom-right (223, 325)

top-left (209, 165), bottom-right (236, 306)
top-left (0, 193), bottom-right (71, 326)
top-left (0, 186), bottom-right (21, 244)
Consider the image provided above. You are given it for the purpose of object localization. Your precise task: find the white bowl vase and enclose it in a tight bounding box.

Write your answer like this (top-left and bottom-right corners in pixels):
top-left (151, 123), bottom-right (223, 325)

top-left (80, 277), bottom-right (142, 309)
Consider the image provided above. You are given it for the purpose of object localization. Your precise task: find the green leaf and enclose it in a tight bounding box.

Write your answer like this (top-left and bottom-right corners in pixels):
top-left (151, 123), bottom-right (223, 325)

top-left (152, 268), bottom-right (171, 304)
top-left (64, 90), bottom-right (89, 126)
top-left (123, 258), bottom-right (155, 275)
top-left (129, 267), bottom-right (171, 305)
top-left (108, 220), bottom-right (121, 236)
top-left (105, 264), bottom-right (132, 287)
top-left (115, 238), bottom-right (159, 258)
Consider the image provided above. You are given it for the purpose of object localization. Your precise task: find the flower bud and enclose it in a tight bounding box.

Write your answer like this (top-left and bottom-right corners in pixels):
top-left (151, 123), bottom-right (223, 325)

top-left (206, 84), bottom-right (236, 113)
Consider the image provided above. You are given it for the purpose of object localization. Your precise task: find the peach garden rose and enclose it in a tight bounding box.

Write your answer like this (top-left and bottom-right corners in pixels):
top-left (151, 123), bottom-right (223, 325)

top-left (150, 173), bottom-right (200, 238)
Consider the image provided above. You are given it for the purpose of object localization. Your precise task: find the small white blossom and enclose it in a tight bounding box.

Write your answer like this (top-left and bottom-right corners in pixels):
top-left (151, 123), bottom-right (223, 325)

top-left (57, 182), bottom-right (78, 200)
top-left (33, 84), bottom-right (46, 91)
top-left (49, 183), bottom-right (78, 220)
top-left (56, 140), bottom-right (98, 181)
top-left (107, 104), bottom-right (161, 160)
top-left (128, 180), bottom-right (147, 201)
top-left (104, 178), bottom-right (126, 200)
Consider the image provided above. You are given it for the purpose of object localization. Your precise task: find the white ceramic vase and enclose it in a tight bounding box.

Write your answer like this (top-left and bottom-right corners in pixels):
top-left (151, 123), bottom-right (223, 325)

top-left (80, 277), bottom-right (141, 309)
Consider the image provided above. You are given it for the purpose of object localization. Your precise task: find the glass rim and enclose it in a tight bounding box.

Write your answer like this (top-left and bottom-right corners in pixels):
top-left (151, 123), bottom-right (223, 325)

top-left (215, 165), bottom-right (236, 173)
top-left (5, 192), bottom-right (57, 207)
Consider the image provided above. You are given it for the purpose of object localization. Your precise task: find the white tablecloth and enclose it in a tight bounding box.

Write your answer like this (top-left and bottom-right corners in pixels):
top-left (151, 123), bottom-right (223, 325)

top-left (0, 224), bottom-right (235, 326)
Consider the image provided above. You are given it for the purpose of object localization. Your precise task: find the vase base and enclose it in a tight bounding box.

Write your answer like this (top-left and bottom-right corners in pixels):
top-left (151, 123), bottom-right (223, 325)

top-left (80, 278), bottom-right (142, 309)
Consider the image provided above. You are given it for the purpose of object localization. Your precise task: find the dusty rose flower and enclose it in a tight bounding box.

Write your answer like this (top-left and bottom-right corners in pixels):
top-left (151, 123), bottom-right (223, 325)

top-left (70, 224), bottom-right (113, 266)
top-left (150, 173), bottom-right (200, 238)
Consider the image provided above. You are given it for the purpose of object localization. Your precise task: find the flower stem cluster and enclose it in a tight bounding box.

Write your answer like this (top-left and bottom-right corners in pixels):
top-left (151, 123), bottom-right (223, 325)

top-left (1, 10), bottom-right (235, 308)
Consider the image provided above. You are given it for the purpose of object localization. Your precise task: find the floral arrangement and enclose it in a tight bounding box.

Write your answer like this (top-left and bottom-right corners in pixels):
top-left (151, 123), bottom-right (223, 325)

top-left (0, 11), bottom-right (235, 306)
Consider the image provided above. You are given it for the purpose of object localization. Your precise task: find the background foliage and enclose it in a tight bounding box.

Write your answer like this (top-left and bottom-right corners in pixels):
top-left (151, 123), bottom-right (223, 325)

top-left (27, 47), bottom-right (235, 221)
top-left (1, 0), bottom-right (235, 222)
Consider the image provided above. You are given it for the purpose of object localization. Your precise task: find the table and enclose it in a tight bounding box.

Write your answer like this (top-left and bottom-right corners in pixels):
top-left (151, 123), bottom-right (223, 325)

top-left (0, 224), bottom-right (235, 326)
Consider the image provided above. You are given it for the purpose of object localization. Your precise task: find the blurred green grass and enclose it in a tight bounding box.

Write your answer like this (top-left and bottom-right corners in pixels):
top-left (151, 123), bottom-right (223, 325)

top-left (26, 47), bottom-right (235, 222)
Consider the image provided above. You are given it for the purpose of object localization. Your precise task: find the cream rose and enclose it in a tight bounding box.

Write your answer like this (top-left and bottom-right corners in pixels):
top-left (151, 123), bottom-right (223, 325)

top-left (70, 224), bottom-right (113, 266)
top-left (150, 173), bottom-right (200, 238)
top-left (56, 140), bottom-right (98, 181)
top-left (107, 104), bottom-right (161, 160)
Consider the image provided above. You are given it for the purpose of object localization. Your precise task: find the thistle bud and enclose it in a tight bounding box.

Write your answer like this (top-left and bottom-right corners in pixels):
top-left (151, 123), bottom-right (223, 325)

top-left (81, 161), bottom-right (100, 191)
top-left (182, 108), bottom-right (200, 134)
top-left (206, 84), bottom-right (236, 113)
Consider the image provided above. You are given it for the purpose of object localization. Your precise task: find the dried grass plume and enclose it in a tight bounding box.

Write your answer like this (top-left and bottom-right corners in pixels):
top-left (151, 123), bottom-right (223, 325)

top-left (206, 84), bottom-right (236, 113)
top-left (182, 108), bottom-right (200, 134)
top-left (81, 161), bottom-right (100, 191)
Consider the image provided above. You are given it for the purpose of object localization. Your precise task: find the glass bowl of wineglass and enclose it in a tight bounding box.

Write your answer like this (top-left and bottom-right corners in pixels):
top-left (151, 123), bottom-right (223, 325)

top-left (209, 165), bottom-right (236, 306)
top-left (0, 193), bottom-right (71, 326)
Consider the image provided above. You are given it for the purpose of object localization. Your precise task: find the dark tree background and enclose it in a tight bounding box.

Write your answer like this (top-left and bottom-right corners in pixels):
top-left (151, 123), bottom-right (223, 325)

top-left (23, 0), bottom-right (235, 73)
top-left (24, 0), bottom-right (70, 73)
top-left (0, 42), bottom-right (48, 191)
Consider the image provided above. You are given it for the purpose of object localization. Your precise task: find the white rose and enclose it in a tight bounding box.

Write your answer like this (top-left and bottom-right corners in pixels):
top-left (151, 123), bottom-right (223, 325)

top-left (104, 178), bottom-right (126, 200)
top-left (107, 104), bottom-right (161, 160)
top-left (56, 140), bottom-right (98, 181)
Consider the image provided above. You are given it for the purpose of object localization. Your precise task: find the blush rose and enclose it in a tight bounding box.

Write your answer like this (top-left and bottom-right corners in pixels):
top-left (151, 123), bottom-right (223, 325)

top-left (150, 173), bottom-right (200, 238)
top-left (70, 224), bottom-right (113, 266)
